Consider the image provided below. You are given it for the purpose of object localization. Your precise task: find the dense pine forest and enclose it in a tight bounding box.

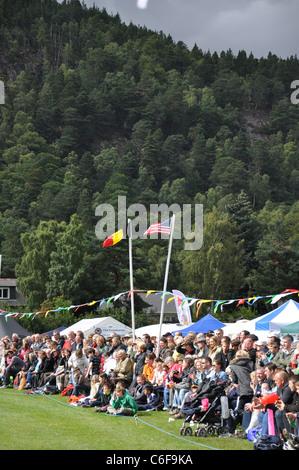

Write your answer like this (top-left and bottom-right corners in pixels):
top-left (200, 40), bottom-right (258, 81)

top-left (0, 0), bottom-right (299, 330)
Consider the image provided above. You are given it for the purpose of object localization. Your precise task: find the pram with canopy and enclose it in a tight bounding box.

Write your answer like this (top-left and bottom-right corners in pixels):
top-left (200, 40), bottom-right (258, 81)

top-left (179, 378), bottom-right (231, 437)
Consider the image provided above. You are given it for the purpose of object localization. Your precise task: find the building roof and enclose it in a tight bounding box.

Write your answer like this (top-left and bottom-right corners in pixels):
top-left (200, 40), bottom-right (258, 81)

top-left (0, 278), bottom-right (17, 286)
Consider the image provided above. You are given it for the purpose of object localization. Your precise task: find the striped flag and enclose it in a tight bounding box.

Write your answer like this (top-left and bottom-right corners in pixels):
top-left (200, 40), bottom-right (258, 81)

top-left (103, 228), bottom-right (124, 247)
top-left (144, 218), bottom-right (171, 236)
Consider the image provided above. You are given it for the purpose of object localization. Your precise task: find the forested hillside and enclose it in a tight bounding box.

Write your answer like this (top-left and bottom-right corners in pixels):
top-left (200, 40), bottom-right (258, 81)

top-left (0, 0), bottom-right (299, 327)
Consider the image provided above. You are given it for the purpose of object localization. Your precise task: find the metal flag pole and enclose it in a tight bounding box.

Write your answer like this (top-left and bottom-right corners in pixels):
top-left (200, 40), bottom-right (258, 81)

top-left (128, 219), bottom-right (135, 341)
top-left (157, 214), bottom-right (175, 353)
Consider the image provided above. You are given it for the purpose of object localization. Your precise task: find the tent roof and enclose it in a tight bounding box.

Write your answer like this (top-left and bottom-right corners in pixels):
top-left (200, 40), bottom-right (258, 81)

top-left (255, 299), bottom-right (299, 331)
top-left (135, 323), bottom-right (184, 338)
top-left (281, 320), bottom-right (299, 334)
top-left (172, 314), bottom-right (226, 336)
top-left (42, 326), bottom-right (67, 337)
top-left (222, 318), bottom-right (271, 342)
top-left (222, 319), bottom-right (250, 337)
top-left (60, 317), bottom-right (132, 338)
top-left (0, 314), bottom-right (31, 338)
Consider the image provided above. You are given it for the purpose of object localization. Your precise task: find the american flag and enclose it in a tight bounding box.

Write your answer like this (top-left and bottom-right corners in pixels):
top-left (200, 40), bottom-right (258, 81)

top-left (144, 218), bottom-right (172, 236)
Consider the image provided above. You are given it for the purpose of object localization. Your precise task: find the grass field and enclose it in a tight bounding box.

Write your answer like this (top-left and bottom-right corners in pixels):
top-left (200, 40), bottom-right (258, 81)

top-left (0, 389), bottom-right (254, 451)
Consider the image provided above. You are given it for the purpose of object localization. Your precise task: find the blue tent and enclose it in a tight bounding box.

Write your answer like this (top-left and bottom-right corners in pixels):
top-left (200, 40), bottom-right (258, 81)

top-left (172, 314), bottom-right (226, 336)
top-left (42, 326), bottom-right (67, 337)
top-left (255, 299), bottom-right (299, 332)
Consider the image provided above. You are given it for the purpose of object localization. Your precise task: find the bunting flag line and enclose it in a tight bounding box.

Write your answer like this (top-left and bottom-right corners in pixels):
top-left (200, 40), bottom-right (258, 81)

top-left (236, 298), bottom-right (246, 307)
top-left (196, 301), bottom-right (203, 318)
top-left (270, 289), bottom-right (299, 304)
top-left (213, 300), bottom-right (228, 314)
top-left (0, 288), bottom-right (298, 321)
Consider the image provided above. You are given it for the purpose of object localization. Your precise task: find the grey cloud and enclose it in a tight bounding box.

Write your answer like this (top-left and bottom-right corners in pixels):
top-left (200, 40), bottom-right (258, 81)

top-left (80, 0), bottom-right (299, 58)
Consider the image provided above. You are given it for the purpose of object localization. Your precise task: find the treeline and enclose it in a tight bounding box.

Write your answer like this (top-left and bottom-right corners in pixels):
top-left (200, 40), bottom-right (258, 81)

top-left (0, 0), bottom-right (299, 327)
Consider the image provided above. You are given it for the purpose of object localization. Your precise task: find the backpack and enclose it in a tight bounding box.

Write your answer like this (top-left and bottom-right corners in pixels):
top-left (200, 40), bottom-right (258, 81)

top-left (253, 434), bottom-right (283, 450)
top-left (44, 384), bottom-right (58, 395)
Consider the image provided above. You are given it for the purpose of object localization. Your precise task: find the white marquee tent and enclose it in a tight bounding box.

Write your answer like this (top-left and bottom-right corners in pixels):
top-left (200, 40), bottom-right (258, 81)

top-left (135, 323), bottom-right (186, 338)
top-left (222, 319), bottom-right (251, 338)
top-left (60, 317), bottom-right (132, 339)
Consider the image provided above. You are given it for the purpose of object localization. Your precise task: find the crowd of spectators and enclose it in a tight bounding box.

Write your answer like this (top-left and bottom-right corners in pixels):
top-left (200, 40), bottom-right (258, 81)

top-left (1, 326), bottom-right (299, 448)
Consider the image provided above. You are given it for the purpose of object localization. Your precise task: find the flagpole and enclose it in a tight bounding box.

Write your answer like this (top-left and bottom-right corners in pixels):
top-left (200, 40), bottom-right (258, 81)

top-left (128, 219), bottom-right (135, 341)
top-left (157, 215), bottom-right (175, 352)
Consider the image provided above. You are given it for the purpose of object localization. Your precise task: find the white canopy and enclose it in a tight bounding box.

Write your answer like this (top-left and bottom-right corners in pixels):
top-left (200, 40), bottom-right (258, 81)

top-left (222, 319), bottom-right (251, 338)
top-left (60, 316), bottom-right (132, 339)
top-left (222, 318), bottom-right (278, 342)
top-left (135, 323), bottom-right (186, 338)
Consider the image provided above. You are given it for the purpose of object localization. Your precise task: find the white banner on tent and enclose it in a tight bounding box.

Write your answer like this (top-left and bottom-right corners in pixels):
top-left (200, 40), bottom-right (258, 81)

top-left (60, 317), bottom-right (132, 339)
top-left (94, 325), bottom-right (128, 337)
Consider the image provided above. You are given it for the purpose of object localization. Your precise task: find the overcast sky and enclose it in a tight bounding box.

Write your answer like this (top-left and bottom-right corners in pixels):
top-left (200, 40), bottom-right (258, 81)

top-left (80, 0), bottom-right (299, 59)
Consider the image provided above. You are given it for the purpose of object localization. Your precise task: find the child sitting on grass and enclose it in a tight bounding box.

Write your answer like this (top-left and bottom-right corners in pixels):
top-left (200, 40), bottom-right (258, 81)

top-left (137, 383), bottom-right (160, 411)
top-left (106, 382), bottom-right (138, 416)
top-left (94, 382), bottom-right (113, 412)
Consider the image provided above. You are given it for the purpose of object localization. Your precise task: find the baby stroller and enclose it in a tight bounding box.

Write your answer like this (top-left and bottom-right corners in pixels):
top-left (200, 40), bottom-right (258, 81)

top-left (179, 378), bottom-right (231, 437)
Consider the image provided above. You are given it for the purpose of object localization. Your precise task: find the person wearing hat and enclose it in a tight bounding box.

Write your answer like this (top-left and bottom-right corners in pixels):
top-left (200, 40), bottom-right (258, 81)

top-left (122, 334), bottom-right (133, 348)
top-left (175, 338), bottom-right (197, 358)
top-left (254, 340), bottom-right (268, 368)
top-left (255, 340), bottom-right (268, 352)
top-left (195, 336), bottom-right (209, 358)
top-left (259, 342), bottom-right (280, 367)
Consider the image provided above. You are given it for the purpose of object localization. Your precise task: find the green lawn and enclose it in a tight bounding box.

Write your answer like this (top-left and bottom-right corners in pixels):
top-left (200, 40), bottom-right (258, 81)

top-left (0, 389), bottom-right (253, 451)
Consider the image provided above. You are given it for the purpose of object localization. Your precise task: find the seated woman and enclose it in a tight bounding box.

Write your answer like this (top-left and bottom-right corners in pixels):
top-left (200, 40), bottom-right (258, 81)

top-left (82, 373), bottom-right (113, 407)
top-left (212, 359), bottom-right (230, 381)
top-left (169, 357), bottom-right (195, 417)
top-left (72, 367), bottom-right (91, 397)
